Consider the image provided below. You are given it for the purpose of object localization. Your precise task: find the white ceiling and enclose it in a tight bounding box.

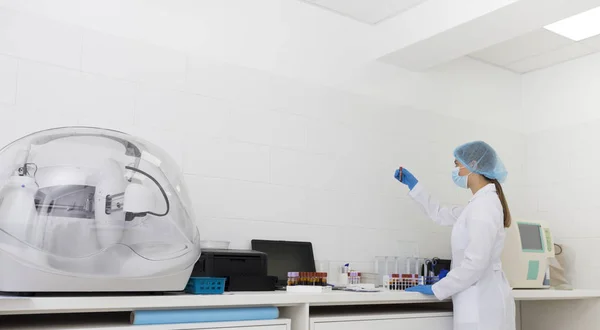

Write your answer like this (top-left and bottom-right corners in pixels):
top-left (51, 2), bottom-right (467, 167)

top-left (298, 0), bottom-right (429, 25)
top-left (470, 28), bottom-right (600, 74)
top-left (2, 0), bottom-right (600, 80)
top-left (372, 0), bottom-right (600, 71)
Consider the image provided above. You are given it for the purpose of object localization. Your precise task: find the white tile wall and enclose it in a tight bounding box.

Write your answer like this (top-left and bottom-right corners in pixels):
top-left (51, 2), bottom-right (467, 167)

top-left (337, 58), bottom-right (524, 133)
top-left (0, 102), bottom-right (32, 144)
top-left (523, 51), bottom-right (600, 133)
top-left (305, 120), bottom-right (355, 155)
top-left (82, 30), bottom-right (187, 90)
top-left (15, 60), bottom-right (81, 127)
top-left (134, 86), bottom-right (230, 136)
top-left (0, 8), bottom-right (526, 269)
top-left (523, 52), bottom-right (600, 289)
top-left (128, 126), bottom-right (186, 169)
top-left (183, 137), bottom-right (271, 182)
top-left (270, 148), bottom-right (337, 189)
top-left (186, 176), bottom-right (309, 224)
top-left (16, 60), bottom-right (136, 130)
top-left (0, 7), bottom-right (82, 69)
top-left (76, 73), bottom-right (136, 129)
top-left (228, 108), bottom-right (308, 150)
top-left (0, 54), bottom-right (17, 104)
top-left (186, 56), bottom-right (309, 114)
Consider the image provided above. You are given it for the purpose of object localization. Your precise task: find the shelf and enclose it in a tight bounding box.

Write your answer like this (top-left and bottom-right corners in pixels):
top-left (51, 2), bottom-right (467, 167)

top-left (511, 289), bottom-right (600, 300)
top-left (0, 313), bottom-right (291, 330)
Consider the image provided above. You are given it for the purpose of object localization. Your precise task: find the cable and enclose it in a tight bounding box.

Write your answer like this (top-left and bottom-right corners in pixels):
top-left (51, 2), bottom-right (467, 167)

top-left (554, 243), bottom-right (563, 256)
top-left (18, 163), bottom-right (38, 177)
top-left (25, 163), bottom-right (38, 177)
top-left (125, 166), bottom-right (170, 217)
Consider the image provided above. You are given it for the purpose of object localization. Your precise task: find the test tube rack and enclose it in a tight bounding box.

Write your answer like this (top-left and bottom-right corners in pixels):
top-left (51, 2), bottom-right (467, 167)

top-left (382, 274), bottom-right (440, 291)
top-left (286, 272), bottom-right (332, 293)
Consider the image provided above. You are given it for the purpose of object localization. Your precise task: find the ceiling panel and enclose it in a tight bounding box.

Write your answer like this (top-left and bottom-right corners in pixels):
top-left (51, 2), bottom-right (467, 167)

top-left (470, 29), bottom-right (574, 66)
top-left (581, 34), bottom-right (600, 51)
top-left (467, 26), bottom-right (600, 74)
top-left (300, 0), bottom-right (428, 25)
top-left (506, 43), bottom-right (595, 73)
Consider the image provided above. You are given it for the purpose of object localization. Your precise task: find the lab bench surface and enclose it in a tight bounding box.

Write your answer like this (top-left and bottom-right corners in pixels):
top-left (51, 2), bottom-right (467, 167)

top-left (0, 289), bottom-right (599, 315)
top-left (0, 289), bottom-right (599, 330)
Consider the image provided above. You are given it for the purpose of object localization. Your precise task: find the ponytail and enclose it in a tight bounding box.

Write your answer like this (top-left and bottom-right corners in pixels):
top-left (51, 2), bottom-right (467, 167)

top-left (490, 179), bottom-right (511, 228)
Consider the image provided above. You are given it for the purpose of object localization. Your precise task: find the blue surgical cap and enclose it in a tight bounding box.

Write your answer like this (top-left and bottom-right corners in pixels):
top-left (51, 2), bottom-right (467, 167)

top-left (454, 141), bottom-right (507, 183)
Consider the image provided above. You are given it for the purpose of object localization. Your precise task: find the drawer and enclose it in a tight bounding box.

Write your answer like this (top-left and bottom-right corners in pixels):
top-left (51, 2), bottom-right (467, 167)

top-left (171, 324), bottom-right (289, 330)
top-left (177, 324), bottom-right (288, 330)
top-left (312, 316), bottom-right (452, 330)
top-left (311, 311), bottom-right (453, 330)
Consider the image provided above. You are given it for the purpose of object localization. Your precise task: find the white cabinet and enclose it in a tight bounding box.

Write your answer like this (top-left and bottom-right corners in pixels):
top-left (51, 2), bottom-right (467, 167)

top-left (311, 311), bottom-right (453, 330)
top-left (167, 324), bottom-right (289, 330)
top-left (0, 315), bottom-right (291, 330)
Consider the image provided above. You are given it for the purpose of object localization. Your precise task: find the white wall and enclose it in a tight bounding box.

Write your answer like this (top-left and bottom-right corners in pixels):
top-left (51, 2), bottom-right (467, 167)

top-left (0, 7), bottom-right (526, 274)
top-left (332, 57), bottom-right (526, 133)
top-left (522, 51), bottom-right (600, 289)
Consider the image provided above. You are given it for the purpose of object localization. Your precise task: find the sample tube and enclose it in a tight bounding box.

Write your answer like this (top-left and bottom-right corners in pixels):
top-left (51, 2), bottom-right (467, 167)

top-left (415, 258), bottom-right (421, 276)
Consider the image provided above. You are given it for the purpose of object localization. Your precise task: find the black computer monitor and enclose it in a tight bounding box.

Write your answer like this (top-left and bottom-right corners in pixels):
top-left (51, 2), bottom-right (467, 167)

top-left (251, 239), bottom-right (316, 287)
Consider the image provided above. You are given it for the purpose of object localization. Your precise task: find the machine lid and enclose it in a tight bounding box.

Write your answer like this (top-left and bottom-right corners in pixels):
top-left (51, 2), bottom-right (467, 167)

top-left (129, 242), bottom-right (189, 261)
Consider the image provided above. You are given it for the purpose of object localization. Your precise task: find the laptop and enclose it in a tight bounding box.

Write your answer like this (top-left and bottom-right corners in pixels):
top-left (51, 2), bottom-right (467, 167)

top-left (251, 239), bottom-right (316, 288)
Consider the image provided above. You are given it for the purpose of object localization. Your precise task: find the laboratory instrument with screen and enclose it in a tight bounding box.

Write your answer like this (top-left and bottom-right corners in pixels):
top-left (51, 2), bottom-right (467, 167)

top-left (0, 127), bottom-right (201, 294)
top-left (501, 219), bottom-right (555, 289)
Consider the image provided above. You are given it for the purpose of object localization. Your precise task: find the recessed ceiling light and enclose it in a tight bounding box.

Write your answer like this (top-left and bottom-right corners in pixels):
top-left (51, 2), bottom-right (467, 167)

top-left (544, 6), bottom-right (600, 41)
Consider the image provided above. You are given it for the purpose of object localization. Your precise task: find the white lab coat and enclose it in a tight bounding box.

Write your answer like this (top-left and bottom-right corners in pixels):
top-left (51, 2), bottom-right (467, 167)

top-left (409, 183), bottom-right (516, 330)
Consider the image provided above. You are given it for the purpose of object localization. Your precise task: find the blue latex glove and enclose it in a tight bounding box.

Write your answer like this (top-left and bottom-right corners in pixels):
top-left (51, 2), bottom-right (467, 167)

top-left (405, 285), bottom-right (434, 295)
top-left (439, 269), bottom-right (449, 280)
top-left (394, 167), bottom-right (418, 190)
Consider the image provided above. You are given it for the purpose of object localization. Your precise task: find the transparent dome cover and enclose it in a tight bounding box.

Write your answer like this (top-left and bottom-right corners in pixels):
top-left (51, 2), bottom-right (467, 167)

top-left (0, 127), bottom-right (200, 278)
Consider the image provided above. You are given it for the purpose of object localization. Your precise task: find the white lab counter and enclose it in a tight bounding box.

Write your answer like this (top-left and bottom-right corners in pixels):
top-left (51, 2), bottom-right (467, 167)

top-left (0, 289), bottom-right (598, 329)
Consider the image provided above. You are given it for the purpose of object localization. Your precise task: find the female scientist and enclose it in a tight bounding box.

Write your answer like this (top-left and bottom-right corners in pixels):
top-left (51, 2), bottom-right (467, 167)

top-left (395, 141), bottom-right (516, 330)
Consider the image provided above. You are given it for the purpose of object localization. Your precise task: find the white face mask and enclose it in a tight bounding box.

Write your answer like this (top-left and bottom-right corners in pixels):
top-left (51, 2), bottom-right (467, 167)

top-left (452, 167), bottom-right (471, 189)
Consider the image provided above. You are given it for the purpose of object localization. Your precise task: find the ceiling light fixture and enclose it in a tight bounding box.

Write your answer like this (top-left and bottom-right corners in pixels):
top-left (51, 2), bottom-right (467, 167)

top-left (544, 6), bottom-right (600, 41)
